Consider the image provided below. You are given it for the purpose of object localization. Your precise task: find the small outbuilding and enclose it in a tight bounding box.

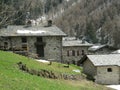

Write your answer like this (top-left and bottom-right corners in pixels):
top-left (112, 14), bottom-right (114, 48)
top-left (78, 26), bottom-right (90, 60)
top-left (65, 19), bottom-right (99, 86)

top-left (80, 54), bottom-right (120, 85)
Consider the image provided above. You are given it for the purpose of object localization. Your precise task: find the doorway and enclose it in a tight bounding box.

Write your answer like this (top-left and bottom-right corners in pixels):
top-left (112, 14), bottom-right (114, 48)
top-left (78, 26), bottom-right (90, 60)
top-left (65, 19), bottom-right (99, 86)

top-left (36, 37), bottom-right (44, 57)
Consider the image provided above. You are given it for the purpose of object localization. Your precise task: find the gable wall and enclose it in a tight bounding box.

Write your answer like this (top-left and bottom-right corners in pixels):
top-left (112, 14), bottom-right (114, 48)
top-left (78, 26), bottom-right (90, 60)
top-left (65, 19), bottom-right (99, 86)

top-left (83, 59), bottom-right (96, 77)
top-left (44, 36), bottom-right (62, 62)
top-left (95, 66), bottom-right (119, 84)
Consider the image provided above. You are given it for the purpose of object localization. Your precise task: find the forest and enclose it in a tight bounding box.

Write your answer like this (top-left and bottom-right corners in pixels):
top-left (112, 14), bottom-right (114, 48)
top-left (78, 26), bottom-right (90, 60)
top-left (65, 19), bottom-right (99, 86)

top-left (55, 0), bottom-right (120, 48)
top-left (0, 0), bottom-right (120, 48)
top-left (0, 0), bottom-right (66, 27)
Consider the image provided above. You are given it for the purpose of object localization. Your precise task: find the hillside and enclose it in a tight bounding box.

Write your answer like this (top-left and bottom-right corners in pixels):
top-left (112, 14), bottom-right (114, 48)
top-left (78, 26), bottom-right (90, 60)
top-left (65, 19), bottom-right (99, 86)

top-left (0, 51), bottom-right (111, 90)
top-left (55, 0), bottom-right (120, 48)
top-left (0, 0), bottom-right (75, 28)
top-left (1, 0), bottom-right (120, 48)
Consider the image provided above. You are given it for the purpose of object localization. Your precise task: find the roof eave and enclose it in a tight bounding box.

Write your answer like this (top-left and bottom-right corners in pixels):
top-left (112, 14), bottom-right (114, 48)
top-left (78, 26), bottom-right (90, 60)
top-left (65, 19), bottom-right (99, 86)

top-left (95, 65), bottom-right (119, 67)
top-left (79, 55), bottom-right (88, 64)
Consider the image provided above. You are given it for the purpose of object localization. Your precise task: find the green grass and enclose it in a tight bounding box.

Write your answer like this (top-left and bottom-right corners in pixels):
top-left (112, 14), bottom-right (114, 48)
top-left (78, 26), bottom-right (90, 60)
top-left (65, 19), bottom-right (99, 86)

top-left (0, 51), bottom-right (112, 90)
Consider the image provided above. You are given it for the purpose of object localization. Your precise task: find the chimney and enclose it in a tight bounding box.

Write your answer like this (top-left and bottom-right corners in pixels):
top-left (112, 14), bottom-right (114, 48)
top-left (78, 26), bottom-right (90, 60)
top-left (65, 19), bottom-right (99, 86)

top-left (82, 40), bottom-right (85, 44)
top-left (25, 20), bottom-right (32, 28)
top-left (81, 36), bottom-right (85, 44)
top-left (27, 20), bottom-right (32, 26)
top-left (48, 20), bottom-right (52, 27)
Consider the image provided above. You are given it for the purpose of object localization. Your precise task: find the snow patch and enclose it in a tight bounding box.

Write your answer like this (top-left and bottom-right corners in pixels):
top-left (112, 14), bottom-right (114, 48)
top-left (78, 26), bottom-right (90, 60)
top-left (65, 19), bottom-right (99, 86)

top-left (112, 50), bottom-right (120, 54)
top-left (73, 69), bottom-right (81, 73)
top-left (107, 85), bottom-right (120, 90)
top-left (66, 0), bottom-right (70, 2)
top-left (17, 30), bottom-right (46, 34)
top-left (91, 46), bottom-right (100, 49)
top-left (36, 59), bottom-right (50, 63)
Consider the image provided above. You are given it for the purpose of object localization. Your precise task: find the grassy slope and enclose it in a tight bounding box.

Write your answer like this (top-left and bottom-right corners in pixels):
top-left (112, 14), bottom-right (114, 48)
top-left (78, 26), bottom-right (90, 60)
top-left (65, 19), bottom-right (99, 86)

top-left (0, 51), bottom-right (111, 90)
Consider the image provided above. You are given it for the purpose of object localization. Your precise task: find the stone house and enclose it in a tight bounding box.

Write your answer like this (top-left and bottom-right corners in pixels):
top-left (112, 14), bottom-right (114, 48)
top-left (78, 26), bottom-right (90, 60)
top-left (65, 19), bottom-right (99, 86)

top-left (88, 44), bottom-right (116, 54)
top-left (62, 37), bottom-right (93, 64)
top-left (0, 25), bottom-right (66, 62)
top-left (80, 54), bottom-right (120, 85)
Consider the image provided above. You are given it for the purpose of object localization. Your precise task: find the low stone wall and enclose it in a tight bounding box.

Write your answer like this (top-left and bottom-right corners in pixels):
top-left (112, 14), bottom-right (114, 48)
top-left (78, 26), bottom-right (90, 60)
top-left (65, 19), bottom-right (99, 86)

top-left (17, 62), bottom-right (85, 80)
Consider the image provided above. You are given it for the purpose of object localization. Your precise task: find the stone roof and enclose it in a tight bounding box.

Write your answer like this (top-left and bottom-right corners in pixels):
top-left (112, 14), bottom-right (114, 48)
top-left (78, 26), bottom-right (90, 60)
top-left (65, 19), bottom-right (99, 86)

top-left (62, 37), bottom-right (93, 47)
top-left (0, 25), bottom-right (66, 37)
top-left (88, 45), bottom-right (107, 52)
top-left (86, 54), bottom-right (120, 66)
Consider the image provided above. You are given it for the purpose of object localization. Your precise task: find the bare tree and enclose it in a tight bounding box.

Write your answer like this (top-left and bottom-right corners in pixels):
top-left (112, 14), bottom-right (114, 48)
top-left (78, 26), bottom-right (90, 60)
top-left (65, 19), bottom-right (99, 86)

top-left (0, 0), bottom-right (41, 28)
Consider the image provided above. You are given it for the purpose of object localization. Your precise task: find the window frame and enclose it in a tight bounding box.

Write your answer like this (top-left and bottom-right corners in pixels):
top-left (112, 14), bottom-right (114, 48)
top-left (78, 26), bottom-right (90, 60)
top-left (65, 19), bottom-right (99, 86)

top-left (21, 37), bottom-right (27, 43)
top-left (72, 50), bottom-right (75, 56)
top-left (107, 68), bottom-right (112, 72)
top-left (77, 50), bottom-right (80, 56)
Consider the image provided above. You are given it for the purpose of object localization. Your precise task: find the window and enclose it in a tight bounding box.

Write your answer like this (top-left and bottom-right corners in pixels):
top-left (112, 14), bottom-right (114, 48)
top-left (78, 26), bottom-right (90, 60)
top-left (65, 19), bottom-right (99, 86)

top-left (67, 51), bottom-right (69, 56)
top-left (22, 37), bottom-right (27, 43)
top-left (37, 37), bottom-right (43, 42)
top-left (77, 50), bottom-right (80, 56)
top-left (81, 50), bottom-right (85, 55)
top-left (67, 50), bottom-right (76, 56)
top-left (107, 68), bottom-right (112, 72)
top-left (69, 50), bottom-right (72, 56)
top-left (72, 50), bottom-right (75, 56)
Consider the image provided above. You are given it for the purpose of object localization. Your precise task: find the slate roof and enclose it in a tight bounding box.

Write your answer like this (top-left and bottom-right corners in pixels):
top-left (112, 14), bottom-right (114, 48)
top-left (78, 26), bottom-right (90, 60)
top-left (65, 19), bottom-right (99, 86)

top-left (88, 45), bottom-right (107, 52)
top-left (62, 37), bottom-right (93, 47)
top-left (87, 54), bottom-right (120, 66)
top-left (0, 25), bottom-right (66, 36)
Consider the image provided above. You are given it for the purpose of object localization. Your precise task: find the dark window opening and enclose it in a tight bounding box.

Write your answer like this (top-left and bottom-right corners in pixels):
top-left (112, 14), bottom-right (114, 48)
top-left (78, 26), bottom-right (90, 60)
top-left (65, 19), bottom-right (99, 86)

top-left (67, 51), bottom-right (69, 56)
top-left (22, 37), bottom-right (27, 43)
top-left (36, 45), bottom-right (44, 57)
top-left (37, 37), bottom-right (43, 42)
top-left (77, 50), bottom-right (80, 56)
top-left (36, 37), bottom-right (44, 57)
top-left (81, 50), bottom-right (85, 55)
top-left (72, 50), bottom-right (75, 56)
top-left (107, 68), bottom-right (112, 72)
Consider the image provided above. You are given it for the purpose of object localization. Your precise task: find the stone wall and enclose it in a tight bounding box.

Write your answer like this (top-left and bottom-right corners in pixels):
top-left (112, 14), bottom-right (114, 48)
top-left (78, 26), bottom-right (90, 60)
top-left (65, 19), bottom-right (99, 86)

top-left (10, 36), bottom-right (36, 52)
top-left (95, 66), bottom-right (119, 84)
top-left (44, 36), bottom-right (62, 62)
top-left (62, 46), bottom-right (89, 64)
top-left (83, 59), bottom-right (96, 77)
top-left (11, 37), bottom-right (22, 49)
top-left (27, 37), bottom-right (36, 54)
top-left (17, 61), bottom-right (85, 80)
top-left (0, 38), bottom-right (11, 50)
top-left (3, 36), bottom-right (62, 62)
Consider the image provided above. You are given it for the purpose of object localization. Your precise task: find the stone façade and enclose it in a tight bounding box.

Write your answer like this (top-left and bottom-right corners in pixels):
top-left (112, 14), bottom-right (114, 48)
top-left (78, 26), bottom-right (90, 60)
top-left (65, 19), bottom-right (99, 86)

top-left (0, 25), bottom-right (66, 62)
